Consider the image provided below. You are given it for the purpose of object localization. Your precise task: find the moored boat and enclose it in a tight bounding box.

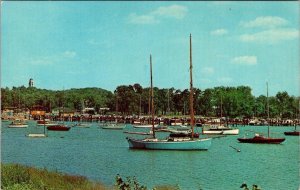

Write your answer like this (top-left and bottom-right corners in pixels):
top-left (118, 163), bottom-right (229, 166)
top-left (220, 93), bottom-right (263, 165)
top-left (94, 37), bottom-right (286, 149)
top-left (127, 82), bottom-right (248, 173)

top-left (47, 125), bottom-right (70, 131)
top-left (37, 119), bottom-right (58, 126)
top-left (284, 126), bottom-right (299, 136)
top-left (127, 137), bottom-right (211, 150)
top-left (126, 35), bottom-right (212, 151)
top-left (100, 123), bottom-right (125, 130)
top-left (284, 131), bottom-right (300, 136)
top-left (8, 119), bottom-right (28, 128)
top-left (132, 124), bottom-right (158, 128)
top-left (73, 122), bottom-right (90, 128)
top-left (237, 83), bottom-right (285, 144)
top-left (238, 133), bottom-right (285, 144)
top-left (203, 125), bottom-right (239, 135)
top-left (27, 133), bottom-right (47, 138)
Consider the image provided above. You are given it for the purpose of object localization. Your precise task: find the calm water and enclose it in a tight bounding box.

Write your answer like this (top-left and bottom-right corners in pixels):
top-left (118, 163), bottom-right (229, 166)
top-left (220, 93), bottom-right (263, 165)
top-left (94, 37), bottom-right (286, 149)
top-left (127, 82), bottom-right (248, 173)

top-left (1, 121), bottom-right (299, 190)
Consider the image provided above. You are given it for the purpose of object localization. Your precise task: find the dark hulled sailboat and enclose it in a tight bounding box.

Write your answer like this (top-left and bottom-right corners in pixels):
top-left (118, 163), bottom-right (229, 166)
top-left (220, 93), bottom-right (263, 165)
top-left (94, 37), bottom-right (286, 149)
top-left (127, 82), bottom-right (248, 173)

top-left (238, 83), bottom-right (285, 144)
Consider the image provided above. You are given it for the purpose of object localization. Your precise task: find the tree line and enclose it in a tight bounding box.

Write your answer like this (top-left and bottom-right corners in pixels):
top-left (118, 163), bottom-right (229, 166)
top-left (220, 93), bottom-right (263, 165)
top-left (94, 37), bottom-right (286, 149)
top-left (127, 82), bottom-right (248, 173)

top-left (1, 84), bottom-right (299, 119)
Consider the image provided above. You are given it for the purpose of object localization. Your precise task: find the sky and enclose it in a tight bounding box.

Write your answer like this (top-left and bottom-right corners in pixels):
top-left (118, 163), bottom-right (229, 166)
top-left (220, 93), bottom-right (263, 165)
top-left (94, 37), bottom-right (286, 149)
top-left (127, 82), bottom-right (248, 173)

top-left (1, 1), bottom-right (299, 97)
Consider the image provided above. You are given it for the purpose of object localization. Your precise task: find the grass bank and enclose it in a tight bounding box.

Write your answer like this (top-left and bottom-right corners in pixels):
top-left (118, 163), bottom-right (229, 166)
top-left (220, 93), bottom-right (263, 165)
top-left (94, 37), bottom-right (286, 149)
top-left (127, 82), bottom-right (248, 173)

top-left (1, 163), bottom-right (106, 190)
top-left (1, 163), bottom-right (178, 190)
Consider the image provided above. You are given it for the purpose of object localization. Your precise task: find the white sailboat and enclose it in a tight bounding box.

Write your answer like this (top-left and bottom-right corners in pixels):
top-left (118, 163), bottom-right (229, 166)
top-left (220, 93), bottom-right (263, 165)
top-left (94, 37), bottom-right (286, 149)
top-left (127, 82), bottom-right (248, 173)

top-left (127, 34), bottom-right (212, 150)
top-left (27, 118), bottom-right (47, 138)
top-left (100, 122), bottom-right (126, 130)
top-left (8, 119), bottom-right (28, 128)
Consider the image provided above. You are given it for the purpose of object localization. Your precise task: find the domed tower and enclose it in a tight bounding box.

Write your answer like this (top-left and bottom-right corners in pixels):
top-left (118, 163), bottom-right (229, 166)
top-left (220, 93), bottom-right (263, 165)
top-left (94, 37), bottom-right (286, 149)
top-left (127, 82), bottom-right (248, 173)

top-left (29, 78), bottom-right (34, 87)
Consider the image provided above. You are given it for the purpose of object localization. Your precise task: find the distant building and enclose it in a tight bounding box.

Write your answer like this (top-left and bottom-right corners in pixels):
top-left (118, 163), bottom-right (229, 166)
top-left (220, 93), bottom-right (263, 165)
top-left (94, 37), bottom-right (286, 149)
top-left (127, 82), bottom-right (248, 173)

top-left (29, 78), bottom-right (34, 87)
top-left (30, 105), bottom-right (46, 120)
top-left (82, 107), bottom-right (96, 115)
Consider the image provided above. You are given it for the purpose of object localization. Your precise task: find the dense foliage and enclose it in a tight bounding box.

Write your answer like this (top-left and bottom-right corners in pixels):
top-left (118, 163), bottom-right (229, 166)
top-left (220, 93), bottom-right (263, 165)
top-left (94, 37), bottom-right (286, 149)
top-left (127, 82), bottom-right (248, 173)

top-left (1, 84), bottom-right (299, 119)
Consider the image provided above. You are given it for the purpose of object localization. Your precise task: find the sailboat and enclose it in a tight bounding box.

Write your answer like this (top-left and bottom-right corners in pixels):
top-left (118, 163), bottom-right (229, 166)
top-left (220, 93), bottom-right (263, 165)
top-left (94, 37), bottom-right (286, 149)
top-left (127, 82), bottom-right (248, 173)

top-left (47, 89), bottom-right (70, 131)
top-left (203, 96), bottom-right (239, 135)
top-left (238, 83), bottom-right (285, 144)
top-left (284, 100), bottom-right (299, 136)
top-left (28, 118), bottom-right (47, 138)
top-left (100, 122), bottom-right (126, 130)
top-left (284, 126), bottom-right (300, 136)
top-left (126, 34), bottom-right (212, 150)
top-left (8, 119), bottom-right (28, 128)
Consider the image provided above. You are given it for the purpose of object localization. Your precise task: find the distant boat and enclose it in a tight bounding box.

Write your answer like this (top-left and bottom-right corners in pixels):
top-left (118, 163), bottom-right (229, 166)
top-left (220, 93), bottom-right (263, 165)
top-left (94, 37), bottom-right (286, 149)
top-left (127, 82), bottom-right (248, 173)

top-left (127, 35), bottom-right (212, 150)
top-left (28, 119), bottom-right (47, 138)
top-left (169, 129), bottom-right (200, 138)
top-left (73, 122), bottom-right (90, 128)
top-left (37, 119), bottom-right (58, 126)
top-left (284, 126), bottom-right (300, 136)
top-left (8, 119), bottom-right (28, 128)
top-left (203, 125), bottom-right (239, 135)
top-left (47, 125), bottom-right (71, 131)
top-left (170, 118), bottom-right (183, 126)
top-left (132, 124), bottom-right (158, 128)
top-left (238, 133), bottom-right (285, 144)
top-left (47, 88), bottom-right (71, 132)
top-left (100, 123), bottom-right (125, 130)
top-left (237, 83), bottom-right (285, 144)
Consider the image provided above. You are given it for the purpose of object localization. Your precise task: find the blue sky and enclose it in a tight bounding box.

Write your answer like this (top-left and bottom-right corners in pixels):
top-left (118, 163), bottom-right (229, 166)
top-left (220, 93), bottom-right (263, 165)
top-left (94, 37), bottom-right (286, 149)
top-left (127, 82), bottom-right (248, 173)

top-left (1, 1), bottom-right (299, 97)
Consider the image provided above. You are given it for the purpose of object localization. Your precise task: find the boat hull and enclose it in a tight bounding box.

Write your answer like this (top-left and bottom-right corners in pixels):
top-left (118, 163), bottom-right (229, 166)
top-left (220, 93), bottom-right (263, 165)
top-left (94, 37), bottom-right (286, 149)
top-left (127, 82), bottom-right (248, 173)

top-left (27, 134), bottom-right (47, 138)
top-left (222, 129), bottom-right (239, 135)
top-left (47, 125), bottom-right (70, 131)
top-left (8, 125), bottom-right (28, 128)
top-left (284, 131), bottom-right (300, 136)
top-left (203, 128), bottom-right (239, 135)
top-left (127, 137), bottom-right (211, 150)
top-left (37, 123), bottom-right (59, 126)
top-left (100, 124), bottom-right (125, 130)
top-left (132, 124), bottom-right (158, 128)
top-left (238, 137), bottom-right (285, 144)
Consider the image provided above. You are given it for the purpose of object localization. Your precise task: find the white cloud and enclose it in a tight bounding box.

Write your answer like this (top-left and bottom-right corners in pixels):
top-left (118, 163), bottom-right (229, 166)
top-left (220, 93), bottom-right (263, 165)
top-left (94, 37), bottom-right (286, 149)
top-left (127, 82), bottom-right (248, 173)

top-left (151, 5), bottom-right (188, 19)
top-left (30, 57), bottom-right (53, 65)
top-left (63, 51), bottom-right (76, 58)
top-left (231, 56), bottom-right (257, 65)
top-left (128, 13), bottom-right (158, 24)
top-left (241, 16), bottom-right (288, 28)
top-left (210, 29), bottom-right (228, 36)
top-left (240, 28), bottom-right (299, 43)
top-left (201, 67), bottom-right (215, 74)
top-left (128, 5), bottom-right (188, 24)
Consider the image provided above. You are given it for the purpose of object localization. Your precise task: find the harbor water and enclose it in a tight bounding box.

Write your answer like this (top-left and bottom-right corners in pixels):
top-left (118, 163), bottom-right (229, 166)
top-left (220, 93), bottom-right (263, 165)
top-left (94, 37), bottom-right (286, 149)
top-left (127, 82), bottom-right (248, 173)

top-left (1, 121), bottom-right (299, 189)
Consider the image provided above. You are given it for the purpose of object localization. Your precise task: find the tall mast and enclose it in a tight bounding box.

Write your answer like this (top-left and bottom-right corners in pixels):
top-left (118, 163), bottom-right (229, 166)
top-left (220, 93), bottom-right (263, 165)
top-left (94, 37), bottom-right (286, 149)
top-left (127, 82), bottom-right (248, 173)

top-left (189, 34), bottom-right (195, 138)
top-left (148, 88), bottom-right (151, 115)
top-left (267, 82), bottom-right (269, 138)
top-left (150, 54), bottom-right (155, 138)
top-left (220, 95), bottom-right (223, 126)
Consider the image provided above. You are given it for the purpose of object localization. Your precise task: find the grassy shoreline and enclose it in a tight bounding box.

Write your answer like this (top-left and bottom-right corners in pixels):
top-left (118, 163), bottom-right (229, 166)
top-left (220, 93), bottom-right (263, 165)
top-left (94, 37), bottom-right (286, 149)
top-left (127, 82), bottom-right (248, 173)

top-left (1, 163), bottom-right (177, 190)
top-left (1, 163), bottom-right (107, 190)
